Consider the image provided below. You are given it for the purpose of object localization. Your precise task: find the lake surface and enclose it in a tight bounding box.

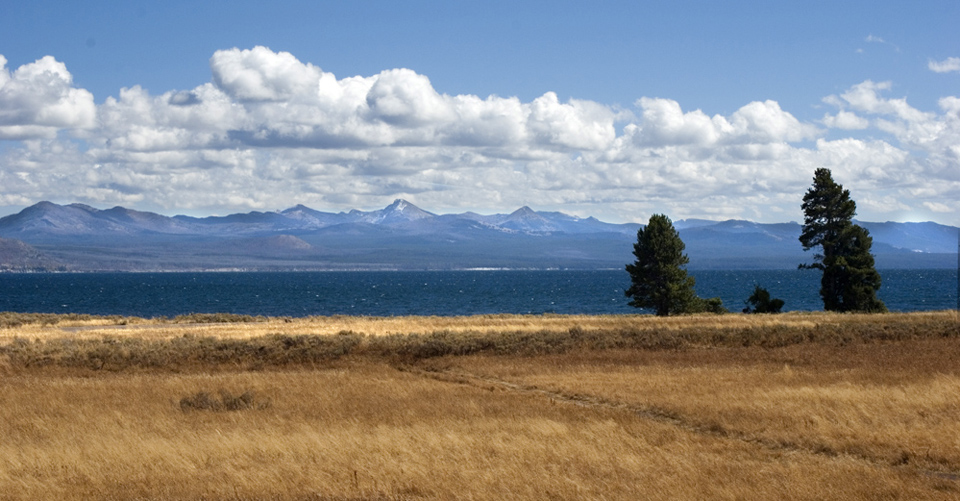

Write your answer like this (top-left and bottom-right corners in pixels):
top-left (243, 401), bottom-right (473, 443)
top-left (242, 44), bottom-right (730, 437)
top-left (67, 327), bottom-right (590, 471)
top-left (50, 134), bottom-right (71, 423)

top-left (0, 269), bottom-right (956, 317)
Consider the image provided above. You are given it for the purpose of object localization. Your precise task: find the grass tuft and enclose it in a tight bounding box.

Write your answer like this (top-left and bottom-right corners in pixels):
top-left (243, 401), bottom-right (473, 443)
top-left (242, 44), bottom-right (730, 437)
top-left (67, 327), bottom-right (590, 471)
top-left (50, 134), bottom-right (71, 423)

top-left (179, 389), bottom-right (270, 412)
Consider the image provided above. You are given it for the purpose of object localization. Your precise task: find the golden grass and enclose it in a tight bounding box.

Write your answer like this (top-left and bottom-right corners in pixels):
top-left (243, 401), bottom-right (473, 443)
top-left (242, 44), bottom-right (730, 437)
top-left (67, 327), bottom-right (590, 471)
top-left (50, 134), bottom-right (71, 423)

top-left (3, 364), bottom-right (956, 500)
top-left (451, 337), bottom-right (960, 476)
top-left (1, 311), bottom-right (958, 499)
top-left (1, 309), bottom-right (953, 342)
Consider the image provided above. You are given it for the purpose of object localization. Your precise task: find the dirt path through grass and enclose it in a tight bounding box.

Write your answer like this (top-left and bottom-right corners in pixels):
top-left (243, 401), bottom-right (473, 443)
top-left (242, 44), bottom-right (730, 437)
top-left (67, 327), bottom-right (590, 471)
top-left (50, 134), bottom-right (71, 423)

top-left (58, 322), bottom-right (209, 333)
top-left (403, 362), bottom-right (960, 484)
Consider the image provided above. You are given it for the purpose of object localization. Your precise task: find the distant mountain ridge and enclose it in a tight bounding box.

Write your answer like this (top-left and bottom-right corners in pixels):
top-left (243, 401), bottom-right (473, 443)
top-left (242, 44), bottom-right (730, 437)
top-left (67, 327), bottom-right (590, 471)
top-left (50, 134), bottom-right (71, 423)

top-left (0, 200), bottom-right (956, 271)
top-left (0, 237), bottom-right (65, 271)
top-left (0, 200), bottom-right (642, 240)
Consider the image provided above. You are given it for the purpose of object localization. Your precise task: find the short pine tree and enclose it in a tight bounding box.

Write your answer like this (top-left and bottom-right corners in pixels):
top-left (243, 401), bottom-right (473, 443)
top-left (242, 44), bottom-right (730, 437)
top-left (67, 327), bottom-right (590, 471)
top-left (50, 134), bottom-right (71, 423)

top-left (625, 214), bottom-right (724, 315)
top-left (745, 285), bottom-right (785, 314)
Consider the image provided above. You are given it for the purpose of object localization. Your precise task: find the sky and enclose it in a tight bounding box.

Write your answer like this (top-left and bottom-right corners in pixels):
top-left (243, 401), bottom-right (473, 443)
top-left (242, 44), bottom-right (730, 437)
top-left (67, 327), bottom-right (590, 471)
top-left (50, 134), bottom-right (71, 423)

top-left (1, 0), bottom-right (958, 225)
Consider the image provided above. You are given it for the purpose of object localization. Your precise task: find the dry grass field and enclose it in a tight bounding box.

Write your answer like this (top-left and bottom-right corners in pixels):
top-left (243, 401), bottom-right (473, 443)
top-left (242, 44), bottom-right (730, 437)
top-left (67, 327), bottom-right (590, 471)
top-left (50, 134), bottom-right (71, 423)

top-left (1, 311), bottom-right (958, 500)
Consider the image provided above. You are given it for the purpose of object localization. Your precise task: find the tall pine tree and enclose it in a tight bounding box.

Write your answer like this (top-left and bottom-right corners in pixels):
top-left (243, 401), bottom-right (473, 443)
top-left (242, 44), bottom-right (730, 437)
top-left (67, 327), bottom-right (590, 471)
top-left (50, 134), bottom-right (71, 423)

top-left (800, 168), bottom-right (886, 312)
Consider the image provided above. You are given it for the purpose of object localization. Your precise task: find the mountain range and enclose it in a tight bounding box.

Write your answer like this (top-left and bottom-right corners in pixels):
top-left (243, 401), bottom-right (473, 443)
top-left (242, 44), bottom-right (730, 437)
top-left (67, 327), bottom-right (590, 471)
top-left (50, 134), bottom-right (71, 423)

top-left (0, 200), bottom-right (956, 271)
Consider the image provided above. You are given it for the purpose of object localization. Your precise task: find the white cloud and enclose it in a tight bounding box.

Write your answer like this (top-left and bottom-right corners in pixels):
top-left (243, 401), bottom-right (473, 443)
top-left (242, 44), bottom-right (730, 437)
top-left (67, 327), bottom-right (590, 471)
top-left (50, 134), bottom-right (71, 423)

top-left (630, 98), bottom-right (817, 148)
top-left (632, 97), bottom-right (727, 146)
top-left (824, 80), bottom-right (958, 160)
top-left (835, 81), bottom-right (929, 121)
top-left (940, 96), bottom-right (960, 114)
top-left (210, 46), bottom-right (323, 102)
top-left (728, 100), bottom-right (819, 143)
top-left (928, 57), bottom-right (960, 74)
top-left (365, 68), bottom-right (454, 127)
top-left (94, 84), bottom-right (239, 151)
top-left (101, 47), bottom-right (621, 154)
top-left (0, 48), bottom-right (958, 226)
top-left (442, 93), bottom-right (527, 147)
top-left (0, 55), bottom-right (96, 139)
top-left (923, 201), bottom-right (952, 213)
top-left (863, 35), bottom-right (900, 52)
top-left (822, 110), bottom-right (869, 130)
top-left (526, 92), bottom-right (616, 150)
top-left (814, 138), bottom-right (910, 184)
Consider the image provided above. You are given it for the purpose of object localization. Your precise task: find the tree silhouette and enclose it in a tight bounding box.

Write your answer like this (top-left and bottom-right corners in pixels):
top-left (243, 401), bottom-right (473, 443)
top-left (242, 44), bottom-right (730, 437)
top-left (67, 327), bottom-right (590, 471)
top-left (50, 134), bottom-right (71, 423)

top-left (626, 214), bottom-right (724, 315)
top-left (745, 285), bottom-right (784, 314)
top-left (800, 168), bottom-right (886, 312)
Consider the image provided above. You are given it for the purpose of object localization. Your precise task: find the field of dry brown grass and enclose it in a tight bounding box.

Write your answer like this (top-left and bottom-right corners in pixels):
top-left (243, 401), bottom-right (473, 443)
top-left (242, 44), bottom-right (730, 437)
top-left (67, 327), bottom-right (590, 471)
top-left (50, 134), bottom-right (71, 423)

top-left (1, 311), bottom-right (958, 499)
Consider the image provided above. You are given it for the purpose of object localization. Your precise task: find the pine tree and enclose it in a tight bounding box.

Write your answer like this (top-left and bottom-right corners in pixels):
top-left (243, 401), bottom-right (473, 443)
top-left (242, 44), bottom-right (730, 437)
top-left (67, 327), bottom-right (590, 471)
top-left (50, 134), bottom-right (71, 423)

top-left (625, 214), bottom-right (699, 316)
top-left (826, 224), bottom-right (886, 312)
top-left (799, 168), bottom-right (886, 312)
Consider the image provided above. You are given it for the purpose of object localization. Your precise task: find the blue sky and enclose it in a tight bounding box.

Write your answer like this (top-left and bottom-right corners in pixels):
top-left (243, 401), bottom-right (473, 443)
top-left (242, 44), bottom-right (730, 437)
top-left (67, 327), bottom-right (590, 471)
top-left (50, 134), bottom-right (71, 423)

top-left (1, 0), bottom-right (958, 225)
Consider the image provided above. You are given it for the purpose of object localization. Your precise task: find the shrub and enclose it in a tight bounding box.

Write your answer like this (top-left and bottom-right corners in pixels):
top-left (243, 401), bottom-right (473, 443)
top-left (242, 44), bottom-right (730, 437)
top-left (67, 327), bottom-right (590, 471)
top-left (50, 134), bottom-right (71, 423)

top-left (179, 389), bottom-right (269, 412)
top-left (691, 296), bottom-right (728, 314)
top-left (745, 285), bottom-right (785, 314)
top-left (171, 313), bottom-right (267, 324)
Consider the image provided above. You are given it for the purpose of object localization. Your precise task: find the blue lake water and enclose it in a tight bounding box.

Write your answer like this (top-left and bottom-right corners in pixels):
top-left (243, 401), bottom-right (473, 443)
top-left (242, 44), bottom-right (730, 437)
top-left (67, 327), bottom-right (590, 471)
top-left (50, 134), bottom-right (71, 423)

top-left (0, 269), bottom-right (956, 318)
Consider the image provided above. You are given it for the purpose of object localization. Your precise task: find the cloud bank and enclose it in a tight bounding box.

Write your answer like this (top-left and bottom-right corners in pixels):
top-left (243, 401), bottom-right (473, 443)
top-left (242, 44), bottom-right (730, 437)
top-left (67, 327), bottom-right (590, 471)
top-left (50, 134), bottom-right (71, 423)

top-left (0, 47), bottom-right (958, 225)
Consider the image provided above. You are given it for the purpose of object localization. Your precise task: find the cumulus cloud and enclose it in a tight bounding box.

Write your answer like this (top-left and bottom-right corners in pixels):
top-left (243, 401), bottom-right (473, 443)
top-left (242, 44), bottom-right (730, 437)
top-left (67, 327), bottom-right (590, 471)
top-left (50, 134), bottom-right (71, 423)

top-left (632, 98), bottom-right (726, 146)
top-left (210, 46), bottom-right (323, 101)
top-left (834, 81), bottom-right (930, 122)
top-left (822, 110), bottom-right (869, 130)
top-left (0, 55), bottom-right (96, 139)
top-left (526, 92), bottom-right (616, 150)
top-left (0, 47), bottom-right (957, 225)
top-left (365, 68), bottom-right (453, 127)
top-left (145, 47), bottom-right (620, 153)
top-left (630, 98), bottom-right (817, 148)
top-left (94, 84), bottom-right (239, 151)
top-left (728, 100), bottom-right (819, 143)
top-left (814, 138), bottom-right (910, 184)
top-left (928, 57), bottom-right (960, 74)
top-left (824, 80), bottom-right (959, 166)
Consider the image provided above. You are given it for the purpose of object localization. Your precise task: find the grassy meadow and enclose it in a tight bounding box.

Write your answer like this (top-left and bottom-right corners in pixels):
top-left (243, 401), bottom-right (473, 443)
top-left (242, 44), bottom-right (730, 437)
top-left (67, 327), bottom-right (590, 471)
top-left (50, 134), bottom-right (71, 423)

top-left (1, 311), bottom-right (959, 499)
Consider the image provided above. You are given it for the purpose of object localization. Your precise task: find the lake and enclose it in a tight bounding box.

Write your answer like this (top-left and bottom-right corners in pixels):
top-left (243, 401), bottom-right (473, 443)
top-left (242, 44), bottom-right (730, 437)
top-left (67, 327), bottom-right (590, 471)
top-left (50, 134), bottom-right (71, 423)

top-left (0, 269), bottom-right (956, 317)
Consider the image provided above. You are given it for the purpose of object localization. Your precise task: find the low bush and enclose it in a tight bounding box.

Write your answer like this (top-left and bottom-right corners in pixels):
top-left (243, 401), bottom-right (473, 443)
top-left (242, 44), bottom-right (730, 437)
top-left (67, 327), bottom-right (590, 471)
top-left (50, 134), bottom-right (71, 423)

top-left (0, 312), bottom-right (132, 328)
top-left (179, 389), bottom-right (269, 412)
top-left (1, 331), bottom-right (365, 371)
top-left (170, 313), bottom-right (269, 324)
top-left (744, 285), bottom-right (785, 314)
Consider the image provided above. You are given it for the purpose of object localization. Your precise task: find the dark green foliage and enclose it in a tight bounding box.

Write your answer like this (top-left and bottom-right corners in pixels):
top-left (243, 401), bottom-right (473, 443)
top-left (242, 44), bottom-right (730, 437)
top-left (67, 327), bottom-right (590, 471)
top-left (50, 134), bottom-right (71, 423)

top-left (800, 168), bottom-right (886, 312)
top-left (625, 214), bottom-right (724, 316)
top-left (745, 285), bottom-right (785, 314)
top-left (800, 168), bottom-right (857, 261)
top-left (819, 225), bottom-right (886, 312)
top-left (690, 296), bottom-right (729, 314)
top-left (625, 214), bottom-right (697, 316)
